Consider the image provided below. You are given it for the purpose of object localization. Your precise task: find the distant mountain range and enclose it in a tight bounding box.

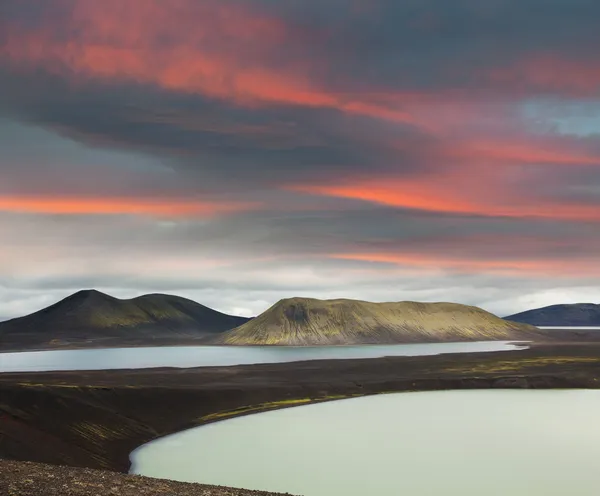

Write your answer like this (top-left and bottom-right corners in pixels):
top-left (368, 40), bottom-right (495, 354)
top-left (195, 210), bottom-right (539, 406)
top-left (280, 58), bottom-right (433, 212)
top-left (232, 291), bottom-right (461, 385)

top-left (505, 303), bottom-right (600, 327)
top-left (0, 290), bottom-right (250, 351)
top-left (214, 297), bottom-right (540, 346)
top-left (7, 290), bottom-right (596, 351)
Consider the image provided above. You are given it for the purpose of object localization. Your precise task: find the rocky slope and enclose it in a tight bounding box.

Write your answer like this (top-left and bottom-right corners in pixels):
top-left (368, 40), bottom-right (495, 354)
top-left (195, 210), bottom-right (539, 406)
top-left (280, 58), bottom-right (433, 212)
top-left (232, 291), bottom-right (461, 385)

top-left (216, 297), bottom-right (540, 345)
top-left (0, 290), bottom-right (250, 351)
top-left (0, 460), bottom-right (290, 496)
top-left (505, 303), bottom-right (600, 327)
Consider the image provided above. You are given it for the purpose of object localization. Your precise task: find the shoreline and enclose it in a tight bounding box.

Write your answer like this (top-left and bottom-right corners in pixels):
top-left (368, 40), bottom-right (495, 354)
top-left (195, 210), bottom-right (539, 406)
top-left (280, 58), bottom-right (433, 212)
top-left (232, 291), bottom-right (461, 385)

top-left (2, 327), bottom-right (599, 354)
top-left (1, 342), bottom-right (599, 474)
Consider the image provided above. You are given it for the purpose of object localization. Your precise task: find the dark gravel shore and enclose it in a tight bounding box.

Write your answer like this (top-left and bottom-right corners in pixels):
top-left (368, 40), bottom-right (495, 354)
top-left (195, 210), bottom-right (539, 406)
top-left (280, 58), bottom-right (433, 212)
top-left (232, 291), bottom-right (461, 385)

top-left (0, 460), bottom-right (295, 496)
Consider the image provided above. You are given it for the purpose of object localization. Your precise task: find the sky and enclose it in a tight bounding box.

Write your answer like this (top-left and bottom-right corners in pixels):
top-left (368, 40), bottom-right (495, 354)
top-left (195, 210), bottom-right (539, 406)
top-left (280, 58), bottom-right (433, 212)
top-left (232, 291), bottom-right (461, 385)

top-left (1, 0), bottom-right (600, 320)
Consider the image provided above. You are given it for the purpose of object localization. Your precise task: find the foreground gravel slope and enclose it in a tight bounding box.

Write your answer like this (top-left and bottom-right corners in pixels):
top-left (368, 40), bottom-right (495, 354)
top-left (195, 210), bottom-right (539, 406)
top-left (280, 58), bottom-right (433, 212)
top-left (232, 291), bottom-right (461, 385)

top-left (0, 460), bottom-right (294, 496)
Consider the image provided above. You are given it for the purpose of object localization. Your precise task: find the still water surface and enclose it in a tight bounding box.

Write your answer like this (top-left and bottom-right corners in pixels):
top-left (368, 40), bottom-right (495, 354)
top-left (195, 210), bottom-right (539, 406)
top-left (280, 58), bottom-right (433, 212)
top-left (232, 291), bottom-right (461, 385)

top-left (131, 390), bottom-right (600, 496)
top-left (0, 341), bottom-right (525, 372)
top-left (539, 326), bottom-right (600, 330)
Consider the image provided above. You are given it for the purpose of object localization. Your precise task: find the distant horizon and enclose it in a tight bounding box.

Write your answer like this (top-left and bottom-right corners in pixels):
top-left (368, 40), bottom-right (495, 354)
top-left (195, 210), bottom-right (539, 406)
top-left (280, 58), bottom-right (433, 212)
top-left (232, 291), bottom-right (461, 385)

top-left (1, 1), bottom-right (599, 324)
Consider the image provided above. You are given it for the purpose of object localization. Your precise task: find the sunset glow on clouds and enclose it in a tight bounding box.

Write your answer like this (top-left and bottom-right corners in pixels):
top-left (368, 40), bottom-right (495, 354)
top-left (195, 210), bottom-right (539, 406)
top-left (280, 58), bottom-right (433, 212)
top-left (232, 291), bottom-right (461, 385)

top-left (1, 0), bottom-right (415, 123)
top-left (0, 0), bottom-right (599, 318)
top-left (0, 195), bottom-right (255, 218)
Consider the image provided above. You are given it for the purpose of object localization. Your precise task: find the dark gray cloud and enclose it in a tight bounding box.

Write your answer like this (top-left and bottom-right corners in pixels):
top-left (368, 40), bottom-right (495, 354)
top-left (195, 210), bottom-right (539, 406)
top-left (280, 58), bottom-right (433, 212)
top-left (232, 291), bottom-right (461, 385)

top-left (265, 0), bottom-right (600, 91)
top-left (0, 69), bottom-right (428, 190)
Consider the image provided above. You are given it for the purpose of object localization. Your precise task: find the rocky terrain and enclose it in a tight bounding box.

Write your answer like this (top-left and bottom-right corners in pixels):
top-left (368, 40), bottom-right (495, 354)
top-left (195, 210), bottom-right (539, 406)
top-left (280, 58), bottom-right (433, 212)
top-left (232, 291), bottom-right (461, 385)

top-left (216, 297), bottom-right (541, 345)
top-left (0, 459), bottom-right (292, 496)
top-left (0, 290), bottom-right (250, 351)
top-left (506, 303), bottom-right (600, 327)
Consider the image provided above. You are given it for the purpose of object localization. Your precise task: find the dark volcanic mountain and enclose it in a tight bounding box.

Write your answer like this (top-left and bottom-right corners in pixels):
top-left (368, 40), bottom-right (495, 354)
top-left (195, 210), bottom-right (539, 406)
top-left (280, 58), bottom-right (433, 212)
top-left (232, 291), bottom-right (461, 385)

top-left (505, 303), bottom-right (600, 327)
top-left (0, 290), bottom-right (250, 351)
top-left (215, 297), bottom-right (541, 345)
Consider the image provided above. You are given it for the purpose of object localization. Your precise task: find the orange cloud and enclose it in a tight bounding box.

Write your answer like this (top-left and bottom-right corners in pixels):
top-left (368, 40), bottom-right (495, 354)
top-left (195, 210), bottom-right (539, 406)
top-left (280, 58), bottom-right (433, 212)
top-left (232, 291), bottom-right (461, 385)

top-left (330, 252), bottom-right (595, 277)
top-left (291, 170), bottom-right (600, 222)
top-left (0, 0), bottom-right (414, 124)
top-left (287, 120), bottom-right (600, 222)
top-left (0, 195), bottom-right (253, 218)
top-left (294, 181), bottom-right (477, 216)
top-left (444, 140), bottom-right (600, 166)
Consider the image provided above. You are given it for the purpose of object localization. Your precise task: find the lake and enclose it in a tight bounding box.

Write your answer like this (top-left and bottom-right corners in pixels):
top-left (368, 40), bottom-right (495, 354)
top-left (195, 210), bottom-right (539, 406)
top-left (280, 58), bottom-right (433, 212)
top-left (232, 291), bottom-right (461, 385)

top-left (131, 389), bottom-right (600, 496)
top-left (0, 340), bottom-right (526, 373)
top-left (539, 326), bottom-right (600, 330)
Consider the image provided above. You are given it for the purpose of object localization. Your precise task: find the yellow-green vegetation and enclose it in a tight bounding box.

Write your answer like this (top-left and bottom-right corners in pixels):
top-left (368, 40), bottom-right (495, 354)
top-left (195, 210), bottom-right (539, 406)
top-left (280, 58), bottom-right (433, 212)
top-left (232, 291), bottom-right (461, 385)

top-left (198, 390), bottom-right (442, 424)
top-left (70, 421), bottom-right (132, 444)
top-left (199, 394), bottom-right (368, 422)
top-left (199, 398), bottom-right (314, 421)
top-left (78, 293), bottom-right (201, 329)
top-left (221, 297), bottom-right (540, 345)
top-left (443, 356), bottom-right (600, 374)
top-left (16, 383), bottom-right (109, 389)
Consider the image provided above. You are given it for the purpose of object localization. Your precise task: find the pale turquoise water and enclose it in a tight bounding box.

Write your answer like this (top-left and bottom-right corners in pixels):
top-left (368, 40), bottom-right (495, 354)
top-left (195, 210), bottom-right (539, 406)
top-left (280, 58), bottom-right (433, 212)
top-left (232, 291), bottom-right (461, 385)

top-left (131, 390), bottom-right (600, 496)
top-left (0, 341), bottom-right (526, 372)
top-left (539, 326), bottom-right (600, 330)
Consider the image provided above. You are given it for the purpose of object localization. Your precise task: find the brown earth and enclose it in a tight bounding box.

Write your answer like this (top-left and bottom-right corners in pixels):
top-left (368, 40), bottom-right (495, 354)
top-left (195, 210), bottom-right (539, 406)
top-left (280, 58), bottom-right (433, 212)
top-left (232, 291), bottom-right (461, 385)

top-left (0, 459), bottom-right (295, 496)
top-left (1, 343), bottom-right (599, 475)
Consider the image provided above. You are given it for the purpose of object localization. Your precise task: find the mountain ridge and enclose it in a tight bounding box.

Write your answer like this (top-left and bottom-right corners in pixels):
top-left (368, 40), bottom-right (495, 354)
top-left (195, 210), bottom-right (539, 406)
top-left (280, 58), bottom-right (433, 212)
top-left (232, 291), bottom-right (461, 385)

top-left (215, 296), bottom-right (541, 345)
top-left (505, 303), bottom-right (600, 327)
top-left (0, 290), bottom-right (251, 351)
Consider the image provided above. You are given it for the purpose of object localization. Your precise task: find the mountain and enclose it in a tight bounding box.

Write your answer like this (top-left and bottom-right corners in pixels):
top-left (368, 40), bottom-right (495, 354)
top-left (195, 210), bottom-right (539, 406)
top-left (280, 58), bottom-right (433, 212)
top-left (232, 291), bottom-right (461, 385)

top-left (0, 290), bottom-right (250, 351)
top-left (215, 297), bottom-right (540, 345)
top-left (505, 303), bottom-right (600, 327)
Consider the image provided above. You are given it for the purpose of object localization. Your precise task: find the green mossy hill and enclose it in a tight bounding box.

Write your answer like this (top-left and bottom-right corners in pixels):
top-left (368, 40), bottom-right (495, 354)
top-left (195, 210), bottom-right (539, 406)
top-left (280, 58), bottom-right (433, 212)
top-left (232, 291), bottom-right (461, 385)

top-left (0, 290), bottom-right (250, 350)
top-left (217, 297), bottom-right (541, 345)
